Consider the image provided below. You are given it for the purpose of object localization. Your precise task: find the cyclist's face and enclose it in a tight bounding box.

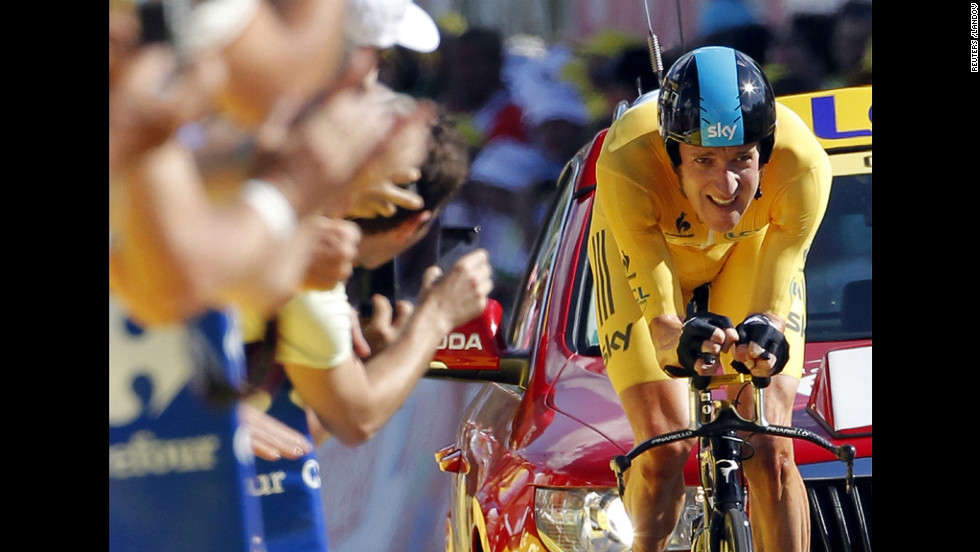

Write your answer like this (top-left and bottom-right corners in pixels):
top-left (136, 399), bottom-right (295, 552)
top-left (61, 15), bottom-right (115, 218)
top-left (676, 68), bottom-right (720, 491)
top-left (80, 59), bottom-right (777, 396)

top-left (677, 143), bottom-right (762, 233)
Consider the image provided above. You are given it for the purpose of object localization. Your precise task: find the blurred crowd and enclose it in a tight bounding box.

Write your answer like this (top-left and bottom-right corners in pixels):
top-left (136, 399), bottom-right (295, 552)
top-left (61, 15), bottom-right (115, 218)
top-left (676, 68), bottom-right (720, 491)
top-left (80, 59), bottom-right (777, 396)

top-left (109, 0), bottom-right (873, 345)
top-left (374, 0), bottom-right (872, 319)
top-left (109, 0), bottom-right (493, 549)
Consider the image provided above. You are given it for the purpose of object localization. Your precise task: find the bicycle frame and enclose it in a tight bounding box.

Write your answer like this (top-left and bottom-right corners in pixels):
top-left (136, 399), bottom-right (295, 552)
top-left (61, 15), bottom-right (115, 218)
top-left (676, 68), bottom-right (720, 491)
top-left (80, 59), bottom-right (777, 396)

top-left (609, 372), bottom-right (856, 551)
top-left (691, 375), bottom-right (760, 551)
top-left (696, 394), bottom-right (746, 543)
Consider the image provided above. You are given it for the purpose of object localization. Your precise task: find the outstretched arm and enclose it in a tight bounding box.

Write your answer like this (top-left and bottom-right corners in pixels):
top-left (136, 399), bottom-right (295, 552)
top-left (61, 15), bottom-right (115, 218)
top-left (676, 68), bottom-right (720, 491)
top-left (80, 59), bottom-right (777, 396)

top-left (283, 250), bottom-right (492, 445)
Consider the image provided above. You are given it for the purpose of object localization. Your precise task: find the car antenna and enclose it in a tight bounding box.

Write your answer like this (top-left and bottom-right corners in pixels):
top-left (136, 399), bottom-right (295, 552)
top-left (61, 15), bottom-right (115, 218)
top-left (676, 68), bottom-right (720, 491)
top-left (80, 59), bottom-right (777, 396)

top-left (642, 0), bottom-right (664, 90)
top-left (674, 0), bottom-right (686, 54)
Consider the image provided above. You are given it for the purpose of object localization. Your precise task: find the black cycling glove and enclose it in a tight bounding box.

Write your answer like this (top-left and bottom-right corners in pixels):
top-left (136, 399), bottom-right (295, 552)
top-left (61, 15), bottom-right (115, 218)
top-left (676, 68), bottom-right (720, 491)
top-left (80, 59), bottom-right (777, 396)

top-left (666, 312), bottom-right (735, 378)
top-left (731, 314), bottom-right (790, 378)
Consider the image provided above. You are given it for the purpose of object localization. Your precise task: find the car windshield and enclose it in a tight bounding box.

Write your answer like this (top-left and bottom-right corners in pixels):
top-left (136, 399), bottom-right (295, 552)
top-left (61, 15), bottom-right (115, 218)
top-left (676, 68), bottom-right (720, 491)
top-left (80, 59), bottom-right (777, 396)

top-left (803, 158), bottom-right (872, 342)
top-left (581, 152), bottom-right (872, 350)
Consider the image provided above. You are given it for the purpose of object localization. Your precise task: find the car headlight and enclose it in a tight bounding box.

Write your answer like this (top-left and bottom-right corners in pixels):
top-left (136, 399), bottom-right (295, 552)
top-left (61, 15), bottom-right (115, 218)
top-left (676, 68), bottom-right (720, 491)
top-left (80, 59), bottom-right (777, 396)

top-left (533, 487), bottom-right (703, 552)
top-left (535, 488), bottom-right (632, 552)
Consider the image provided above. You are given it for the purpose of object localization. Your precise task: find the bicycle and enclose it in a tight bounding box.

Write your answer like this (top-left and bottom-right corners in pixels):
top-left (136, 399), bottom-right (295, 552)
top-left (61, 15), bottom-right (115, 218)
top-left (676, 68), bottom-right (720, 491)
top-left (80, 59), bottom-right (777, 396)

top-left (609, 345), bottom-right (856, 552)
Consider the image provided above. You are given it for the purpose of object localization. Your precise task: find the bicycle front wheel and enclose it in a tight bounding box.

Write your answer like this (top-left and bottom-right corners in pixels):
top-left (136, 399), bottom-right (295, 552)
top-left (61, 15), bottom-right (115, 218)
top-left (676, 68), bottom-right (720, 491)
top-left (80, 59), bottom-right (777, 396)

top-left (715, 508), bottom-right (753, 552)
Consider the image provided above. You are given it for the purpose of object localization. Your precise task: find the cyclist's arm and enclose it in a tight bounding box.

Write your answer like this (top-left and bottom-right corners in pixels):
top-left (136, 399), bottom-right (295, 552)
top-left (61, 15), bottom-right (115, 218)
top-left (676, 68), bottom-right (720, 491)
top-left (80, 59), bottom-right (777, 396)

top-left (737, 108), bottom-right (832, 375)
top-left (737, 162), bottom-right (830, 376)
top-left (594, 151), bottom-right (685, 321)
top-left (749, 107), bottom-right (833, 322)
top-left (594, 143), bottom-right (688, 368)
top-left (751, 166), bottom-right (830, 321)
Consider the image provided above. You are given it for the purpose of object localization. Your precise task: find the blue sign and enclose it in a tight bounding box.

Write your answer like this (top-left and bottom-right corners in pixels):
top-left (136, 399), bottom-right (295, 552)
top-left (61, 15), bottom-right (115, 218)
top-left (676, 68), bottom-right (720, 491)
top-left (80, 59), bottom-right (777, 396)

top-left (810, 95), bottom-right (872, 140)
top-left (109, 297), bottom-right (266, 552)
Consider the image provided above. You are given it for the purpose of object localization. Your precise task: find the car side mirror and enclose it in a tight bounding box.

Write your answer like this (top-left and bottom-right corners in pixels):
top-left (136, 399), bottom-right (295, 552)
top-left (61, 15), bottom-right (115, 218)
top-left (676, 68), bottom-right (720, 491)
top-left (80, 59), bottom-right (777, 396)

top-left (426, 299), bottom-right (529, 387)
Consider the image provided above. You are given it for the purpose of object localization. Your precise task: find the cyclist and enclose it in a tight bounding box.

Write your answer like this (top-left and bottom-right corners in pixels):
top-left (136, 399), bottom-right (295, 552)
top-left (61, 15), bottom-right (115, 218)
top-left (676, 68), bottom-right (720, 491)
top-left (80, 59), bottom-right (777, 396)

top-left (587, 46), bottom-right (831, 552)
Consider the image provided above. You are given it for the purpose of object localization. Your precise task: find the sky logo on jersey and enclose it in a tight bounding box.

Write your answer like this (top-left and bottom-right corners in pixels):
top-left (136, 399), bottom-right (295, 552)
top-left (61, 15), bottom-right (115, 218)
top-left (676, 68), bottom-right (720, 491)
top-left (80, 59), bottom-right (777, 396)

top-left (706, 122), bottom-right (738, 141)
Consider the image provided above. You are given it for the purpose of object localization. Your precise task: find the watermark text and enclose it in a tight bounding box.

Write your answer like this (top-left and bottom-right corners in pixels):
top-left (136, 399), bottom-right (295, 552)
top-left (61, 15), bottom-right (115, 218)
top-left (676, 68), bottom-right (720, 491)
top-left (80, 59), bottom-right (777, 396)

top-left (972, 3), bottom-right (979, 71)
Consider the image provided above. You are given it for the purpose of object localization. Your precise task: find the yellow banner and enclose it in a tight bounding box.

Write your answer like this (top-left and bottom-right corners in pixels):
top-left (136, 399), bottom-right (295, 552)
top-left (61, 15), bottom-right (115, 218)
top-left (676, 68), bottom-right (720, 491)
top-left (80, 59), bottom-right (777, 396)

top-left (779, 86), bottom-right (872, 150)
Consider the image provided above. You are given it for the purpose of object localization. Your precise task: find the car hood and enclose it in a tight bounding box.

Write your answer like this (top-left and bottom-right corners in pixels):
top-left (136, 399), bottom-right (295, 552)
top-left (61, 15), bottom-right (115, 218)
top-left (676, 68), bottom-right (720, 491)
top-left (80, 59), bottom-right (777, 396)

top-left (541, 341), bottom-right (872, 486)
top-left (516, 353), bottom-right (631, 487)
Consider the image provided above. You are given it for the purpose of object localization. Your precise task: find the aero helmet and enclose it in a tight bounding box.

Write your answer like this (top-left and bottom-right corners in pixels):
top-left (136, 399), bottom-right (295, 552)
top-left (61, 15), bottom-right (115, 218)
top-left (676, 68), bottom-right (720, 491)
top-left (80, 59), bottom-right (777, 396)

top-left (658, 46), bottom-right (776, 167)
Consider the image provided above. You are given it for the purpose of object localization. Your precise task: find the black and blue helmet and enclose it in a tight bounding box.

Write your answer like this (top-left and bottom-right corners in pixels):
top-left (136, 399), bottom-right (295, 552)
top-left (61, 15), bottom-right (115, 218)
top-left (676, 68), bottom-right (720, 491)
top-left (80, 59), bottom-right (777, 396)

top-left (658, 46), bottom-right (776, 166)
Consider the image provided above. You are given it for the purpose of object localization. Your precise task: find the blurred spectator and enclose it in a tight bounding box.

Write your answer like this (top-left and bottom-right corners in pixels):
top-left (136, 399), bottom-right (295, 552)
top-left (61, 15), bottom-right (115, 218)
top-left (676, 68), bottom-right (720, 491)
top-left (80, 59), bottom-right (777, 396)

top-left (765, 1), bottom-right (871, 94)
top-left (688, 0), bottom-right (768, 65)
top-left (442, 87), bottom-right (590, 319)
top-left (440, 27), bottom-right (527, 150)
top-left (234, 2), bottom-right (445, 550)
top-left (507, 41), bottom-right (592, 156)
top-left (692, 25), bottom-right (770, 70)
top-left (241, 110), bottom-right (487, 551)
top-left (346, 0), bottom-right (440, 54)
top-left (109, 0), bottom-right (422, 325)
top-left (765, 13), bottom-right (836, 95)
top-left (441, 139), bottom-right (547, 317)
top-left (523, 82), bottom-right (591, 172)
top-left (442, 42), bottom-right (593, 318)
top-left (590, 45), bottom-right (659, 128)
top-left (109, 0), bottom-right (372, 548)
top-left (344, 0), bottom-right (441, 99)
top-left (697, 0), bottom-right (758, 37)
top-left (352, 113), bottom-right (472, 302)
top-left (567, 30), bottom-right (646, 126)
top-left (829, 0), bottom-right (872, 87)
top-left (376, 46), bottom-right (426, 95)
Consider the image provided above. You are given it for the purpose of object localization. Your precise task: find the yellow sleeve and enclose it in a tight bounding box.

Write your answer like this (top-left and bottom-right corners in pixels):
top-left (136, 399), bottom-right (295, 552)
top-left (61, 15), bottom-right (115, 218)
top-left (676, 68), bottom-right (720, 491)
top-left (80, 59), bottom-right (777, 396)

top-left (274, 284), bottom-right (353, 369)
top-left (594, 106), bottom-right (686, 321)
top-left (750, 104), bottom-right (833, 319)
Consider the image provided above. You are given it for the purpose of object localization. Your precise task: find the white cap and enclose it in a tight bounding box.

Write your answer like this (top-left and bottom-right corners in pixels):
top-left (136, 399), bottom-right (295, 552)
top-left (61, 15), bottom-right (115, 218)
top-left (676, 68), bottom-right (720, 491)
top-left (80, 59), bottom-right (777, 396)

top-left (183, 0), bottom-right (260, 56)
top-left (469, 139), bottom-right (553, 191)
top-left (506, 45), bottom-right (589, 128)
top-left (521, 82), bottom-right (589, 128)
top-left (346, 0), bottom-right (441, 53)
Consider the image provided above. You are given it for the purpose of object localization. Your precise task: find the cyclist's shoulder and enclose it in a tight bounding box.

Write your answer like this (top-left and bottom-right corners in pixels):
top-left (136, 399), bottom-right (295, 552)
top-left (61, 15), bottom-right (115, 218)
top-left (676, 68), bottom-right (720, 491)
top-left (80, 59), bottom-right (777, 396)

top-left (602, 95), bottom-right (662, 154)
top-left (765, 103), bottom-right (832, 188)
top-left (772, 103), bottom-right (831, 167)
top-left (597, 96), bottom-right (673, 183)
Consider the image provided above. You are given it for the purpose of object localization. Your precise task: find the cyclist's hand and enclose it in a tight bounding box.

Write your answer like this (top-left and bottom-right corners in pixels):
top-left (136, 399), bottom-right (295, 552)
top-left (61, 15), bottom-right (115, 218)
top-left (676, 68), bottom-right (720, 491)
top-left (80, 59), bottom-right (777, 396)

top-left (649, 315), bottom-right (685, 373)
top-left (676, 313), bottom-right (738, 375)
top-left (732, 313), bottom-right (790, 378)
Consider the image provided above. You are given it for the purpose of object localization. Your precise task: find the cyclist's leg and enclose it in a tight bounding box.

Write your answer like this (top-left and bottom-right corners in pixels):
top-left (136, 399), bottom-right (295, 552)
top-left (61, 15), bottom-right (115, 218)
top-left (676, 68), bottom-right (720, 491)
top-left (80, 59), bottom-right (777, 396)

top-left (617, 380), bottom-right (692, 552)
top-left (711, 235), bottom-right (809, 552)
top-left (734, 376), bottom-right (808, 552)
top-left (588, 222), bottom-right (692, 552)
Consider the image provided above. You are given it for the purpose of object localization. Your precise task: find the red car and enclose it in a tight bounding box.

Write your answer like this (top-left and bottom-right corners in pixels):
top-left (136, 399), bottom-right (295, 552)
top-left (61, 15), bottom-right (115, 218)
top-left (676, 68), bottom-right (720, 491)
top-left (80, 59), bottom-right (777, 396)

top-left (428, 87), bottom-right (872, 552)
